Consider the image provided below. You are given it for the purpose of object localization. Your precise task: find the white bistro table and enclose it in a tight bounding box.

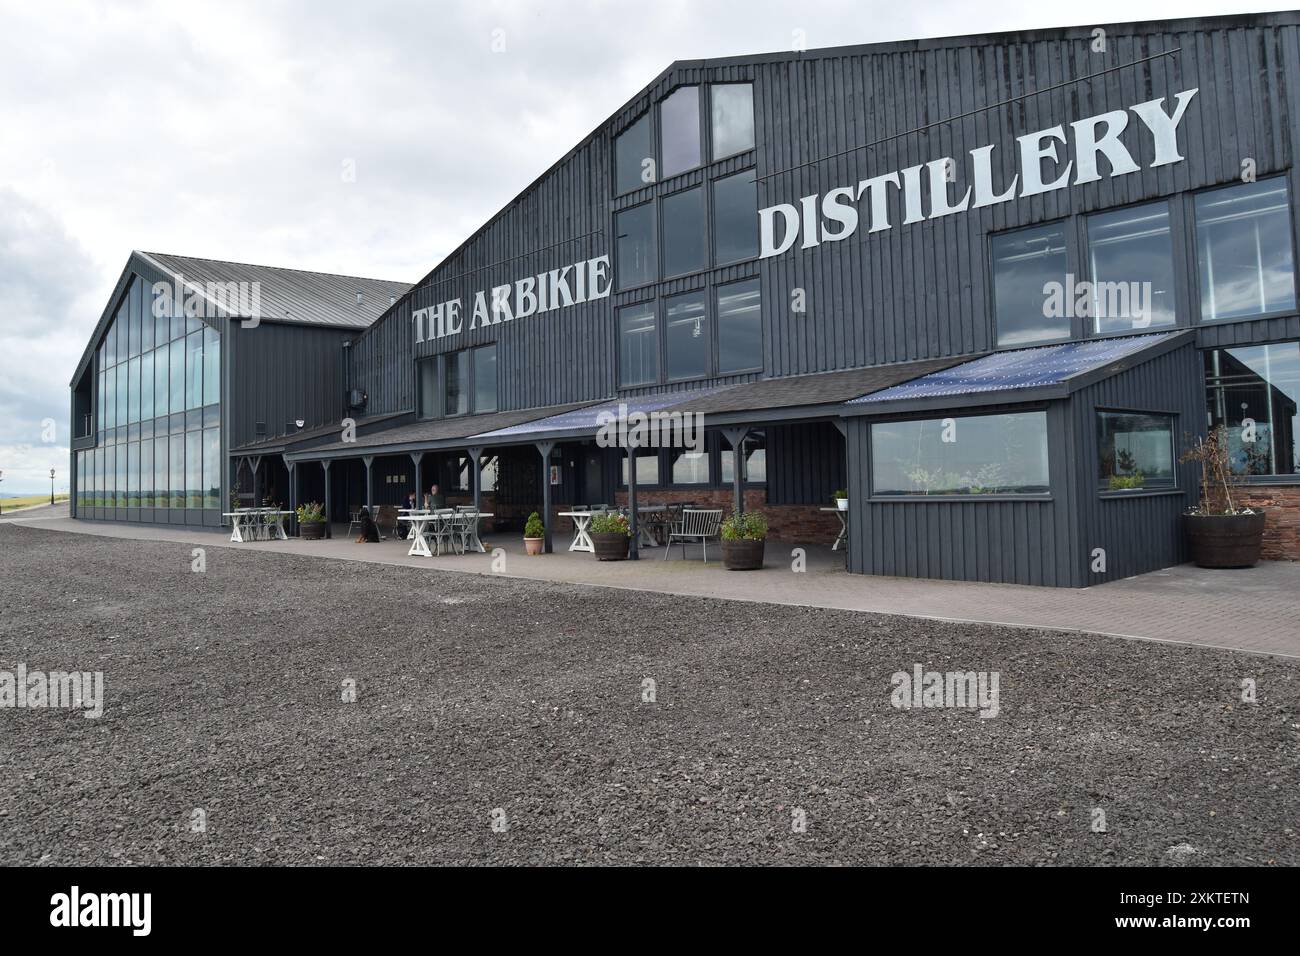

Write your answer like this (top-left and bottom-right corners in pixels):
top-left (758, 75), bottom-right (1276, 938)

top-left (223, 508), bottom-right (291, 543)
top-left (819, 506), bottom-right (848, 551)
top-left (557, 510), bottom-right (596, 552)
top-left (398, 511), bottom-right (494, 556)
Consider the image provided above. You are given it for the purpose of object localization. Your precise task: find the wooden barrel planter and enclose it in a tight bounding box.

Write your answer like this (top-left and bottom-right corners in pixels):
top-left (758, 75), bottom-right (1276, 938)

top-left (1183, 511), bottom-right (1266, 568)
top-left (591, 531), bottom-right (630, 561)
top-left (722, 539), bottom-right (765, 570)
top-left (299, 521), bottom-right (325, 540)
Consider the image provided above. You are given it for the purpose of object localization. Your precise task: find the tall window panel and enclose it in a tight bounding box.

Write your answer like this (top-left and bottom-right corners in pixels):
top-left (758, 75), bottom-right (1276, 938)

top-left (662, 186), bottom-right (706, 278)
top-left (713, 170), bottom-right (758, 265)
top-left (105, 317), bottom-right (118, 368)
top-left (104, 366), bottom-right (116, 429)
top-left (140, 438), bottom-right (154, 508)
top-left (614, 113), bottom-right (653, 195)
top-left (97, 370), bottom-right (105, 433)
top-left (717, 278), bottom-right (762, 374)
top-left (615, 203), bottom-right (656, 290)
top-left (660, 86), bottom-right (701, 177)
top-left (152, 283), bottom-right (170, 346)
top-left (127, 441), bottom-right (138, 507)
top-left (138, 279), bottom-right (153, 353)
top-left (711, 84), bottom-right (755, 160)
top-left (203, 326), bottom-right (220, 406)
top-left (417, 357), bottom-right (437, 418)
top-left (169, 342), bottom-right (185, 414)
top-left (127, 356), bottom-right (141, 424)
top-left (185, 331), bottom-right (203, 410)
top-left (473, 345), bottom-right (497, 413)
top-left (185, 431), bottom-right (202, 509)
top-left (153, 342), bottom-right (169, 419)
top-left (154, 436), bottom-right (168, 509)
top-left (169, 434), bottom-right (185, 509)
top-left (444, 350), bottom-right (469, 416)
top-left (1086, 202), bottom-right (1177, 333)
top-left (1204, 344), bottom-right (1300, 477)
top-left (140, 351), bottom-right (154, 425)
top-left (1196, 178), bottom-right (1297, 323)
top-left (991, 222), bottom-right (1070, 346)
top-left (116, 363), bottom-right (128, 428)
top-left (128, 280), bottom-right (142, 359)
top-left (618, 302), bottom-right (658, 387)
top-left (115, 442), bottom-right (126, 508)
top-left (203, 427), bottom-right (220, 509)
top-left (665, 291), bottom-right (708, 381)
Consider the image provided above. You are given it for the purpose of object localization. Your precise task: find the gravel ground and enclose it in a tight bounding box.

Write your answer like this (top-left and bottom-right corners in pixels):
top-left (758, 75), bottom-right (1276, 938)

top-left (0, 522), bottom-right (1297, 866)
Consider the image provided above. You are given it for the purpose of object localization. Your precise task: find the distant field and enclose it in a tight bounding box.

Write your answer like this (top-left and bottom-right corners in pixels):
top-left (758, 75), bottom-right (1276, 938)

top-left (0, 494), bottom-right (68, 510)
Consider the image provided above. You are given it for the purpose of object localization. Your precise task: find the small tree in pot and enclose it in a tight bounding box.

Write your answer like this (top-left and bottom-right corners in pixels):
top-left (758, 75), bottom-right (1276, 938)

top-left (832, 489), bottom-right (848, 511)
top-left (523, 511), bottom-right (545, 555)
top-left (296, 501), bottom-right (326, 540)
top-left (1179, 426), bottom-right (1265, 568)
top-left (721, 510), bottom-right (768, 570)
top-left (589, 511), bottom-right (631, 560)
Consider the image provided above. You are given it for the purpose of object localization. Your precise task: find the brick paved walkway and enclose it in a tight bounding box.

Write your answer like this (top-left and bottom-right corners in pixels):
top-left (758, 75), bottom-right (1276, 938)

top-left (7, 504), bottom-right (1299, 658)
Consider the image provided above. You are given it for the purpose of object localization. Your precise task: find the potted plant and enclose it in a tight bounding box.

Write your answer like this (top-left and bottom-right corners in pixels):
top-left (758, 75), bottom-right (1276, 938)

top-left (589, 511), bottom-right (631, 560)
top-left (1107, 472), bottom-right (1145, 492)
top-left (296, 501), bottom-right (326, 540)
top-left (832, 489), bottom-right (848, 511)
top-left (720, 511), bottom-right (768, 570)
top-left (523, 511), bottom-right (545, 555)
top-left (1179, 426), bottom-right (1265, 568)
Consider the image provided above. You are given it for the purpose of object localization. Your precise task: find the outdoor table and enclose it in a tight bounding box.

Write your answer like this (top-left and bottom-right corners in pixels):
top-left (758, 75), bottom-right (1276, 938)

top-left (223, 508), bottom-right (290, 543)
top-left (557, 510), bottom-right (596, 552)
top-left (819, 506), bottom-right (848, 551)
top-left (628, 504), bottom-right (667, 547)
top-left (398, 511), bottom-right (494, 556)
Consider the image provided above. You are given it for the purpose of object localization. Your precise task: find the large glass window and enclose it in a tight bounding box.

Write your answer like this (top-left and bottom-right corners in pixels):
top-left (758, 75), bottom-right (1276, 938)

top-left (618, 302), bottom-right (658, 387)
top-left (991, 223), bottom-right (1070, 347)
top-left (127, 441), bottom-right (138, 507)
top-left (1196, 178), bottom-right (1297, 323)
top-left (472, 344), bottom-right (497, 414)
top-left (152, 283), bottom-right (169, 347)
top-left (97, 370), bottom-right (105, 433)
top-left (620, 452), bottom-right (659, 486)
top-left (665, 291), bottom-right (708, 381)
top-left (711, 84), bottom-right (755, 159)
top-left (1097, 411), bottom-right (1175, 490)
top-left (185, 331), bottom-right (203, 410)
top-left (140, 351), bottom-right (153, 424)
top-left (660, 86), bottom-right (701, 177)
top-left (444, 350), bottom-right (469, 416)
top-left (717, 278), bottom-right (762, 373)
top-left (721, 431), bottom-right (766, 483)
top-left (203, 427), bottom-right (220, 509)
top-left (1086, 201), bottom-right (1177, 333)
top-left (128, 280), bottom-right (142, 359)
top-left (615, 113), bottom-right (653, 195)
top-left (115, 361), bottom-right (127, 426)
top-left (115, 441), bottom-right (126, 507)
top-left (871, 412), bottom-right (1050, 496)
top-left (713, 170), bottom-right (758, 265)
top-left (203, 326), bottom-right (220, 406)
top-left (418, 357), bottom-right (437, 418)
top-left (670, 448), bottom-right (709, 484)
top-left (661, 187), bottom-right (705, 278)
top-left (616, 203), bottom-right (656, 290)
top-left (104, 366), bottom-right (117, 429)
top-left (1204, 343), bottom-right (1300, 477)
top-left (138, 279), bottom-right (153, 353)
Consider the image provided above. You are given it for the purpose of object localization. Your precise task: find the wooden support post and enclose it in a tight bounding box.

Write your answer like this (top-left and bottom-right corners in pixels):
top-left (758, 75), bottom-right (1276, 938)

top-left (536, 440), bottom-right (555, 554)
top-left (722, 427), bottom-right (750, 516)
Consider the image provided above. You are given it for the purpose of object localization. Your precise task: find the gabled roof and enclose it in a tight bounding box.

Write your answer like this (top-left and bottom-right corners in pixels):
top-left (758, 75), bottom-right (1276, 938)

top-left (138, 251), bottom-right (410, 329)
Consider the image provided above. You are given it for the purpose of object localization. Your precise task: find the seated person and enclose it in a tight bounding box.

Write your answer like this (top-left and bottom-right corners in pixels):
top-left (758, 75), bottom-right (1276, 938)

top-left (355, 507), bottom-right (381, 543)
top-left (426, 483), bottom-right (446, 511)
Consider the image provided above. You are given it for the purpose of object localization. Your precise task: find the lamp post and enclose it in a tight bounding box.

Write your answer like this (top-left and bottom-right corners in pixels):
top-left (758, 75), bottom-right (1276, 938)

top-left (50, 468), bottom-right (56, 506)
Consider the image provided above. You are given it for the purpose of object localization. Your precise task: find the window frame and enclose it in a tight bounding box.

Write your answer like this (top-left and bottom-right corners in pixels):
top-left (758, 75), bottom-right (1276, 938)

top-left (1094, 406), bottom-right (1180, 497)
top-left (987, 217), bottom-right (1076, 349)
top-left (1191, 174), bottom-right (1300, 327)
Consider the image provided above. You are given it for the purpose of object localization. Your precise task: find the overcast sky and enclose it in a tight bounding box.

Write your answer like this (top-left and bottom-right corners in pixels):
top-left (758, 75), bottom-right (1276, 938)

top-left (0, 0), bottom-right (1288, 493)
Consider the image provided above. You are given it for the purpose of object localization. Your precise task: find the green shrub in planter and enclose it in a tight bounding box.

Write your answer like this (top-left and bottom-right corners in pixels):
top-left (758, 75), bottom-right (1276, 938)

top-left (589, 510), bottom-right (631, 560)
top-left (720, 511), bottom-right (768, 540)
top-left (589, 512), bottom-right (631, 536)
top-left (1107, 472), bottom-right (1145, 491)
top-left (524, 512), bottom-right (545, 538)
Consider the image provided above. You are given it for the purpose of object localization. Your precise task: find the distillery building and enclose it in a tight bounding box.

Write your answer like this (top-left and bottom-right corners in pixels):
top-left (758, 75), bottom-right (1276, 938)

top-left (69, 11), bottom-right (1300, 585)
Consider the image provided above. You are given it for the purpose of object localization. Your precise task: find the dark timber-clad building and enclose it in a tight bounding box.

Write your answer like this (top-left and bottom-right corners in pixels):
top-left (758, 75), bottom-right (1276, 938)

top-left (70, 12), bottom-right (1300, 585)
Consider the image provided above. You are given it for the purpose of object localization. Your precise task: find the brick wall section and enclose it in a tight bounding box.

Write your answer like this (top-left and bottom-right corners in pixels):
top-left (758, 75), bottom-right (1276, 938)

top-left (1236, 486), bottom-right (1300, 560)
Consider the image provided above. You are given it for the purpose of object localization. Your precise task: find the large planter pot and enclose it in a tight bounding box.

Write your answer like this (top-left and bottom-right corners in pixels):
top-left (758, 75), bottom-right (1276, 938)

top-left (1183, 511), bottom-right (1266, 568)
top-left (524, 536), bottom-right (544, 555)
top-left (722, 538), bottom-right (766, 570)
top-left (591, 531), bottom-right (630, 561)
top-left (835, 498), bottom-right (848, 511)
top-left (299, 521), bottom-right (325, 541)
